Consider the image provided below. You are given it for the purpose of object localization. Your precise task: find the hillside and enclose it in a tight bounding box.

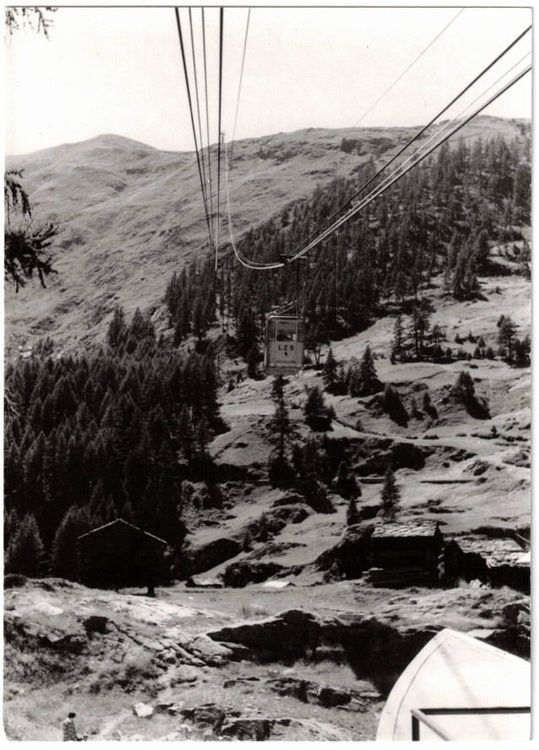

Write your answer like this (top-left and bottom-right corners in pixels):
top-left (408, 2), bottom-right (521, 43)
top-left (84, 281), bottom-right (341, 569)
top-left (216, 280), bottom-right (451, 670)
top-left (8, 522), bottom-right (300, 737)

top-left (5, 115), bottom-right (528, 352)
top-left (4, 115), bottom-right (531, 742)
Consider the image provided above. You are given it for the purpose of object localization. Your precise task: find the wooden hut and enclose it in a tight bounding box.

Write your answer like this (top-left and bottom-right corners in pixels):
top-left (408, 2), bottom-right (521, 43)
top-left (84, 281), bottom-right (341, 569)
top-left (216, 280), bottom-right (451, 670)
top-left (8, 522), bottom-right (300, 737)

top-left (78, 518), bottom-right (168, 591)
top-left (445, 535), bottom-right (530, 593)
top-left (366, 520), bottom-right (444, 587)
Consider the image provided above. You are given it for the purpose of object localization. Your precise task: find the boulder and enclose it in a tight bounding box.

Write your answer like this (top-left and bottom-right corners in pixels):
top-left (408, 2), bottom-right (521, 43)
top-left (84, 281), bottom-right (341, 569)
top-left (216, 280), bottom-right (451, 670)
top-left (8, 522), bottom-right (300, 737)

top-left (183, 537), bottom-right (242, 576)
top-left (132, 702), bottom-right (154, 719)
top-left (4, 574), bottom-right (28, 589)
top-left (220, 718), bottom-right (273, 741)
top-left (169, 665), bottom-right (199, 684)
top-left (180, 703), bottom-right (238, 732)
top-left (185, 635), bottom-right (234, 665)
top-left (223, 561), bottom-right (285, 588)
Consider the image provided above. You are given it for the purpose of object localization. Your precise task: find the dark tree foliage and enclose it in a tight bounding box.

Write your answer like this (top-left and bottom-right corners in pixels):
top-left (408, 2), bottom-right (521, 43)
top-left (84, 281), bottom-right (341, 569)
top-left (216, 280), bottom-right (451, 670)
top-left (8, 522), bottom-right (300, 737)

top-left (380, 469), bottom-right (401, 522)
top-left (269, 375), bottom-right (291, 459)
top-left (4, 171), bottom-right (58, 292)
top-left (451, 370), bottom-right (490, 419)
top-left (382, 384), bottom-right (409, 427)
top-left (349, 346), bottom-right (383, 397)
top-left (51, 506), bottom-right (92, 580)
top-left (4, 307), bottom-right (223, 576)
top-left (6, 6), bottom-right (56, 36)
top-left (304, 386), bottom-right (333, 431)
top-left (5, 513), bottom-right (44, 576)
top-left (163, 132), bottom-right (529, 365)
top-left (335, 458), bottom-right (361, 500)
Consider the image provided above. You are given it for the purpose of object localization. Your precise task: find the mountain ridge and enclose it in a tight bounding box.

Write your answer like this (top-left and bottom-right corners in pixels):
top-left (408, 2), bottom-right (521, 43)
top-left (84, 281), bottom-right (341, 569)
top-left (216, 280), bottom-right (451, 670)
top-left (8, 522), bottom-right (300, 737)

top-left (5, 115), bottom-right (529, 353)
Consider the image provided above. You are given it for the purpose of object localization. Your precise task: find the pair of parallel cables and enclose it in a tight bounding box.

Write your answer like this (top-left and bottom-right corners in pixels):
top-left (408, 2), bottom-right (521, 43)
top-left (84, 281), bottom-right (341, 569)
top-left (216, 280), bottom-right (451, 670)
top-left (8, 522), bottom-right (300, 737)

top-left (224, 23), bottom-right (531, 272)
top-left (174, 6), bottom-right (251, 271)
top-left (174, 6), bottom-right (224, 270)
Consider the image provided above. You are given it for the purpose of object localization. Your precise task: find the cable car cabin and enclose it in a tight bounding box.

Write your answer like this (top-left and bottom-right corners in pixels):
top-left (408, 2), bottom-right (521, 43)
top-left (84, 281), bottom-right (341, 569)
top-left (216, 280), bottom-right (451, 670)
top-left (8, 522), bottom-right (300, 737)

top-left (264, 314), bottom-right (305, 374)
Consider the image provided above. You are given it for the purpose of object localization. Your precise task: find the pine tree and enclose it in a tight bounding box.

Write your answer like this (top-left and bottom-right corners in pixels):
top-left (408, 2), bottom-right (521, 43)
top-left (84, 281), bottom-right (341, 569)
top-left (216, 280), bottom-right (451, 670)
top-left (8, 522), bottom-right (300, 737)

top-left (51, 506), bottom-right (92, 580)
top-left (391, 315), bottom-right (404, 360)
top-left (107, 305), bottom-right (127, 350)
top-left (322, 348), bottom-right (338, 392)
top-left (5, 513), bottom-right (44, 576)
top-left (380, 469), bottom-right (401, 521)
top-left (497, 316), bottom-right (517, 362)
top-left (350, 346), bottom-right (382, 397)
top-left (304, 386), bottom-right (331, 430)
top-left (334, 459), bottom-right (360, 499)
top-left (270, 378), bottom-right (291, 459)
top-left (246, 345), bottom-right (260, 379)
top-left (237, 310), bottom-right (258, 359)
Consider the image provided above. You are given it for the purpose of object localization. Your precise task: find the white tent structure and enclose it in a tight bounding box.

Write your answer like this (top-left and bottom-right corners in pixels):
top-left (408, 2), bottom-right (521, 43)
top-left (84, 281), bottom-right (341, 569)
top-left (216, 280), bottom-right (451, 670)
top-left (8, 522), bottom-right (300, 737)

top-left (376, 628), bottom-right (530, 741)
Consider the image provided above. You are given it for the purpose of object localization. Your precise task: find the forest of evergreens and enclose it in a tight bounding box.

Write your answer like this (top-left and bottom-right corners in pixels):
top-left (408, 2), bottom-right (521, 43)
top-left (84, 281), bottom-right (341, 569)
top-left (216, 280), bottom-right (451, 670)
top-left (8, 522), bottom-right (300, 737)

top-left (4, 129), bottom-right (531, 581)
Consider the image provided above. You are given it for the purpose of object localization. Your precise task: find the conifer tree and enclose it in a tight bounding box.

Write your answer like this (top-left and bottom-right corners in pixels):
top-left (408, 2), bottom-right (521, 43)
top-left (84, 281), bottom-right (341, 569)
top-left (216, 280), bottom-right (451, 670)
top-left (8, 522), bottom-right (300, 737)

top-left (107, 305), bottom-right (127, 350)
top-left (350, 346), bottom-right (382, 397)
top-left (323, 348), bottom-right (338, 392)
top-left (391, 315), bottom-right (404, 361)
top-left (380, 468), bottom-right (401, 521)
top-left (334, 459), bottom-right (360, 499)
top-left (5, 513), bottom-right (44, 576)
top-left (51, 506), bottom-right (92, 580)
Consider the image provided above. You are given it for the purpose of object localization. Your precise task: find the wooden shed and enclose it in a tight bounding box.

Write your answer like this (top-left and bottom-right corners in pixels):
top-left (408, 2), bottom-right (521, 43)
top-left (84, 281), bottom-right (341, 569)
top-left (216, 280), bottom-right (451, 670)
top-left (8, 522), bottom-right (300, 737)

top-left (366, 520), bottom-right (444, 587)
top-left (445, 535), bottom-right (530, 593)
top-left (78, 518), bottom-right (168, 591)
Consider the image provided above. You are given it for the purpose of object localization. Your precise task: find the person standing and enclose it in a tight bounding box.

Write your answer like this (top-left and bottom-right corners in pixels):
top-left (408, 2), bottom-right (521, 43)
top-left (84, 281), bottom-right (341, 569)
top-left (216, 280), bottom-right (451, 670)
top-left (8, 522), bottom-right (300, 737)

top-left (62, 712), bottom-right (84, 741)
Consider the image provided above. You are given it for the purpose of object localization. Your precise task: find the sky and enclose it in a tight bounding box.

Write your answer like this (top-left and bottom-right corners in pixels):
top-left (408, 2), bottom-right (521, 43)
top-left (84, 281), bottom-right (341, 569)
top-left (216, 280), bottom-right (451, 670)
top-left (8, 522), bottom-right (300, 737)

top-left (4, 4), bottom-right (533, 156)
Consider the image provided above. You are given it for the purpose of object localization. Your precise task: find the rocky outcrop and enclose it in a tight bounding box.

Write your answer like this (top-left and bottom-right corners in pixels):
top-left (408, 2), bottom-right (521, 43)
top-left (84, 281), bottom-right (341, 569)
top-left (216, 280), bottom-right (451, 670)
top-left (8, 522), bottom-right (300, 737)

top-left (183, 537), bottom-right (242, 576)
top-left (179, 703), bottom-right (347, 741)
top-left (223, 560), bottom-right (285, 588)
top-left (207, 608), bottom-right (438, 695)
top-left (268, 676), bottom-right (382, 710)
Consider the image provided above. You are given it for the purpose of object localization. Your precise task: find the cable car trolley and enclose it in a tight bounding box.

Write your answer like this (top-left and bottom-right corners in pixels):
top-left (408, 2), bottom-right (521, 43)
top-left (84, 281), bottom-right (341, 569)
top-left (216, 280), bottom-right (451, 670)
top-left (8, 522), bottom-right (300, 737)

top-left (264, 314), bottom-right (304, 374)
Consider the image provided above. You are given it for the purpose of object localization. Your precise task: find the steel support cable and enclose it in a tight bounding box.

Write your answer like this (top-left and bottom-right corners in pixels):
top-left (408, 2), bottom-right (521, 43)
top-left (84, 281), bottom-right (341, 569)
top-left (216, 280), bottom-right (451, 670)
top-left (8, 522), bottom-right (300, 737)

top-left (237, 47), bottom-right (532, 272)
top-left (223, 139), bottom-right (282, 269)
top-left (215, 7), bottom-right (224, 270)
top-left (301, 23), bottom-right (532, 253)
top-left (174, 7), bottom-right (213, 249)
top-left (188, 7), bottom-right (211, 245)
top-left (341, 47), bottom-right (533, 230)
top-left (353, 7), bottom-right (465, 128)
top-left (236, 61), bottom-right (530, 272)
top-left (201, 8), bottom-right (215, 240)
top-left (286, 63), bottom-right (532, 266)
top-left (230, 7), bottom-right (252, 161)
top-left (228, 34), bottom-right (530, 270)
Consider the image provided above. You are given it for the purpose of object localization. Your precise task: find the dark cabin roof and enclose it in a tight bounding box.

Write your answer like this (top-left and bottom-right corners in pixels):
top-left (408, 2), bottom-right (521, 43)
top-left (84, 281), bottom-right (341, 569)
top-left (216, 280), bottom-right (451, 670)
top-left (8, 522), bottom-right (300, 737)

top-left (450, 535), bottom-right (529, 568)
top-left (78, 518), bottom-right (167, 546)
top-left (372, 520), bottom-right (441, 539)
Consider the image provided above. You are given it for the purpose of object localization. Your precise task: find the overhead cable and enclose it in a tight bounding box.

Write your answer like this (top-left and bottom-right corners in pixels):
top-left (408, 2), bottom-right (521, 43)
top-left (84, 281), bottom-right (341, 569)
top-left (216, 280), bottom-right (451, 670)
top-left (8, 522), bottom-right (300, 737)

top-left (286, 63), bottom-right (532, 266)
top-left (235, 60), bottom-right (530, 271)
top-left (174, 7), bottom-right (213, 250)
top-left (188, 7), bottom-right (211, 246)
top-left (353, 7), bottom-right (465, 127)
top-left (230, 8), bottom-right (252, 161)
top-left (215, 7), bottom-right (224, 270)
top-left (304, 23), bottom-right (532, 247)
top-left (201, 8), bottom-right (215, 239)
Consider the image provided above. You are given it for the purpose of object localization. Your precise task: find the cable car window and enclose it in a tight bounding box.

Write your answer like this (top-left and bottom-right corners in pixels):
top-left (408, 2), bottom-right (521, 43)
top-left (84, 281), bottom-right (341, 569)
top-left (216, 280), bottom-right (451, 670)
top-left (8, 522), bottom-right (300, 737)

top-left (275, 319), bottom-right (298, 341)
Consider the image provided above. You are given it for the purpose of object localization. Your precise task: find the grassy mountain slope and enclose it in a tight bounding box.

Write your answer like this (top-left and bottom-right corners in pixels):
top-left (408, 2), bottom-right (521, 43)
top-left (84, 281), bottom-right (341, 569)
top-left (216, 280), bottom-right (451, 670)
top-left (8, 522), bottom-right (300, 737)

top-left (5, 116), bottom-right (527, 352)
